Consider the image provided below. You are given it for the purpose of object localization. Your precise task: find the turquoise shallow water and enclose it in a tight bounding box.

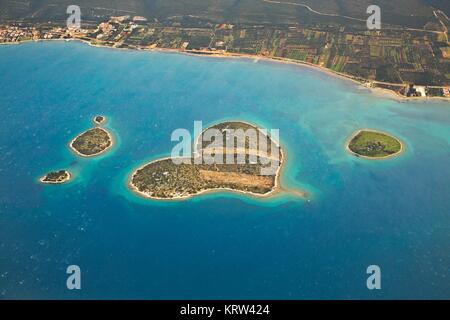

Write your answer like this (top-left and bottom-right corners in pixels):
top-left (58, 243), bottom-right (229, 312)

top-left (0, 41), bottom-right (449, 299)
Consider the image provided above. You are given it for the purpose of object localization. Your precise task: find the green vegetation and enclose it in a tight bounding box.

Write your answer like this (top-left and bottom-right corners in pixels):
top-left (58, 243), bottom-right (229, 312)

top-left (348, 130), bottom-right (403, 158)
top-left (2, 1), bottom-right (450, 91)
top-left (131, 159), bottom-right (277, 199)
top-left (40, 170), bottom-right (71, 184)
top-left (39, 117), bottom-right (112, 183)
top-left (0, 0), bottom-right (442, 29)
top-left (70, 127), bottom-right (113, 157)
top-left (130, 121), bottom-right (283, 199)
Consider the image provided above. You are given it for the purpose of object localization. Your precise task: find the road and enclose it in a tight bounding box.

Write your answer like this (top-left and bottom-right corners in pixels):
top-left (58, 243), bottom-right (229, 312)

top-left (261, 0), bottom-right (444, 34)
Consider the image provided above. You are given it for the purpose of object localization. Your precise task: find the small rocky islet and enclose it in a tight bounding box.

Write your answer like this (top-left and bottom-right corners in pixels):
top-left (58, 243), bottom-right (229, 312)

top-left (69, 127), bottom-right (113, 157)
top-left (40, 116), bottom-right (113, 185)
top-left (39, 170), bottom-right (71, 184)
top-left (93, 115), bottom-right (106, 125)
top-left (70, 116), bottom-right (113, 157)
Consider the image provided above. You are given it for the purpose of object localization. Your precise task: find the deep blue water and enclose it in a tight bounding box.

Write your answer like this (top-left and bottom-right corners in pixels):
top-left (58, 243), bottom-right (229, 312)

top-left (0, 41), bottom-right (449, 299)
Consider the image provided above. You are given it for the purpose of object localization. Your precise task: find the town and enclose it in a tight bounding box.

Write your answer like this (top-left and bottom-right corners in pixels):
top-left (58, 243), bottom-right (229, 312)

top-left (1, 14), bottom-right (449, 99)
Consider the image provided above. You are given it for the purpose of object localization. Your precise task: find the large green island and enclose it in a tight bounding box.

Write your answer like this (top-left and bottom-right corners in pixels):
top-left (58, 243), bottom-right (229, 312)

top-left (347, 130), bottom-right (403, 159)
top-left (129, 121), bottom-right (288, 200)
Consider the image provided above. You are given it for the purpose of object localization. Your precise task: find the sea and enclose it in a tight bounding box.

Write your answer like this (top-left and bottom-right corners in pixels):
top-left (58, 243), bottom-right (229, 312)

top-left (0, 41), bottom-right (449, 299)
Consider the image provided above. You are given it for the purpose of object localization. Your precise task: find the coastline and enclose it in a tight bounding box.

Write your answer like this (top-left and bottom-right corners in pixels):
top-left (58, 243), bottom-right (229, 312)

top-left (127, 119), bottom-right (309, 201)
top-left (69, 127), bottom-right (115, 158)
top-left (3, 38), bottom-right (449, 103)
top-left (127, 144), bottom-right (307, 202)
top-left (345, 129), bottom-right (405, 160)
top-left (366, 85), bottom-right (450, 103)
top-left (157, 49), bottom-right (450, 103)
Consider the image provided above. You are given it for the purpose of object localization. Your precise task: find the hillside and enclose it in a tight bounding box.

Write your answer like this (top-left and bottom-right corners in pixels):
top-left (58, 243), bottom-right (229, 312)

top-left (0, 0), bottom-right (444, 29)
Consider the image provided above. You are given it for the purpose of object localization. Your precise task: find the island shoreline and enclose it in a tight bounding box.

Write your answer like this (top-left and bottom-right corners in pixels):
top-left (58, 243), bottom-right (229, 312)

top-left (127, 146), bottom-right (306, 202)
top-left (345, 129), bottom-right (405, 160)
top-left (68, 127), bottom-right (115, 158)
top-left (127, 119), bottom-right (308, 202)
top-left (39, 170), bottom-right (72, 184)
